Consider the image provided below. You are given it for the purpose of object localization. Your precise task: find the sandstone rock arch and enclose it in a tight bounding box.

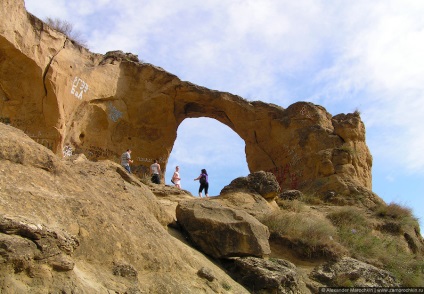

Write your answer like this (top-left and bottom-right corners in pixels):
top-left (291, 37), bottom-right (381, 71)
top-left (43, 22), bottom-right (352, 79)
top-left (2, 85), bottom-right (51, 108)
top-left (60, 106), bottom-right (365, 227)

top-left (0, 0), bottom-right (376, 202)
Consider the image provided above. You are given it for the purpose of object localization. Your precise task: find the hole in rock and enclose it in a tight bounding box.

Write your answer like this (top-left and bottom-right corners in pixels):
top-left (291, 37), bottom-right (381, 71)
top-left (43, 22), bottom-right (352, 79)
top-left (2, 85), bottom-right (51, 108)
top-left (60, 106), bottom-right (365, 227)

top-left (166, 118), bottom-right (249, 197)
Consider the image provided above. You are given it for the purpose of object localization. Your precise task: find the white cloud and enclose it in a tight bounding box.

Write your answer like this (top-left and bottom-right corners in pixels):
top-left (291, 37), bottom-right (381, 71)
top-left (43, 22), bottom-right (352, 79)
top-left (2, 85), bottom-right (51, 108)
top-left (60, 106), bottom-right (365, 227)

top-left (308, 1), bottom-right (424, 172)
top-left (25, 0), bottom-right (68, 19)
top-left (171, 118), bottom-right (247, 165)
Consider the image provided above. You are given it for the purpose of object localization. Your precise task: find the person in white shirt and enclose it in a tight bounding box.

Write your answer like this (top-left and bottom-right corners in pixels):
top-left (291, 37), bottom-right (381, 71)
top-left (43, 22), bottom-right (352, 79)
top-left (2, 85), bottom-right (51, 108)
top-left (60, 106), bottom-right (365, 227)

top-left (121, 149), bottom-right (133, 173)
top-left (172, 166), bottom-right (181, 189)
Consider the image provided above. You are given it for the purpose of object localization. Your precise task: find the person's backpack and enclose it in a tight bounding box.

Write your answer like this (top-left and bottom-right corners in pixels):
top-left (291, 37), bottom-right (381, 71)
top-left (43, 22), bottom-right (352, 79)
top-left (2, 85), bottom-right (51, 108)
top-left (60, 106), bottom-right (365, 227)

top-left (200, 175), bottom-right (206, 184)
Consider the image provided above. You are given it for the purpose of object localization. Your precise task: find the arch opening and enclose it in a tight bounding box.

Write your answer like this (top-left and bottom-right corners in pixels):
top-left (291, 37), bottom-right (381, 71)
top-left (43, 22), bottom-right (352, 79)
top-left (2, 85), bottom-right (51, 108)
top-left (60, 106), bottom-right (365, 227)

top-left (166, 117), bottom-right (249, 197)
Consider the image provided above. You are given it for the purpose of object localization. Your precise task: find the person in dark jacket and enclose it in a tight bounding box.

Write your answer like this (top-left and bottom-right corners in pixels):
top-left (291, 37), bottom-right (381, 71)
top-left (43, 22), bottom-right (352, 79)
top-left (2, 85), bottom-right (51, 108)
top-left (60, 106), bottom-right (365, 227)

top-left (194, 168), bottom-right (209, 198)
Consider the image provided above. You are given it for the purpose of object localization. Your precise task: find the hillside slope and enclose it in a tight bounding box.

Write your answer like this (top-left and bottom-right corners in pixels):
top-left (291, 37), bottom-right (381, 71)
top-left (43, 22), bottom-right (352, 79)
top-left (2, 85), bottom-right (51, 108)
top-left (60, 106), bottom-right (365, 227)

top-left (0, 123), bottom-right (248, 293)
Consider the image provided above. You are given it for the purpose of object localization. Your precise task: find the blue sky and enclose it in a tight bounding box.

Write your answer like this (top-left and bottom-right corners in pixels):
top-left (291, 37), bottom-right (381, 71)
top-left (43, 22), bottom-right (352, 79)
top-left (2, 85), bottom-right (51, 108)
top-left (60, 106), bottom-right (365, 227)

top-left (25, 0), bottom-right (424, 228)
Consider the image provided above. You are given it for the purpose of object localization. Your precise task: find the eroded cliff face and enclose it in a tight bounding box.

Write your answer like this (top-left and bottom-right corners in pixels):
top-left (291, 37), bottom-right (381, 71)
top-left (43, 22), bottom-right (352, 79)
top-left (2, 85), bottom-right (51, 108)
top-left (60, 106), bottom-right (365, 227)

top-left (1, 0), bottom-right (374, 202)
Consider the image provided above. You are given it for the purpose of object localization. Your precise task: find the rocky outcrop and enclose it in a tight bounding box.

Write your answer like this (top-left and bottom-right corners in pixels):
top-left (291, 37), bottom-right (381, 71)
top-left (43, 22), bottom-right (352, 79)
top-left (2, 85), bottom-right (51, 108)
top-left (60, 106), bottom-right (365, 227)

top-left (220, 171), bottom-right (280, 200)
top-left (211, 192), bottom-right (279, 219)
top-left (310, 257), bottom-right (400, 287)
top-left (278, 190), bottom-right (303, 201)
top-left (0, 0), bottom-right (377, 204)
top-left (224, 257), bottom-right (309, 294)
top-left (0, 215), bottom-right (78, 273)
top-left (176, 200), bottom-right (271, 258)
top-left (213, 171), bottom-right (280, 218)
top-left (0, 123), bottom-right (248, 293)
top-left (0, 120), bottom-right (421, 292)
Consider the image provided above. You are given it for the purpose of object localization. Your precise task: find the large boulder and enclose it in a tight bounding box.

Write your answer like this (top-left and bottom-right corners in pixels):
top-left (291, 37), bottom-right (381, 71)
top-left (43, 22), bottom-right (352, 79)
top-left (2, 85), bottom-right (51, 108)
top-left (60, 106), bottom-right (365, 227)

top-left (176, 200), bottom-right (271, 258)
top-left (278, 190), bottom-right (303, 201)
top-left (310, 257), bottom-right (400, 287)
top-left (212, 192), bottom-right (279, 219)
top-left (220, 171), bottom-right (280, 200)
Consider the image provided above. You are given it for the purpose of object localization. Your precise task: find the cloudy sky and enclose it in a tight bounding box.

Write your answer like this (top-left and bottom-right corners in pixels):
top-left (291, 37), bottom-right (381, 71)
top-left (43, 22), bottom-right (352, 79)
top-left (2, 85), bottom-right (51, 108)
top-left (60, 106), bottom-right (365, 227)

top-left (25, 0), bottom-right (424, 227)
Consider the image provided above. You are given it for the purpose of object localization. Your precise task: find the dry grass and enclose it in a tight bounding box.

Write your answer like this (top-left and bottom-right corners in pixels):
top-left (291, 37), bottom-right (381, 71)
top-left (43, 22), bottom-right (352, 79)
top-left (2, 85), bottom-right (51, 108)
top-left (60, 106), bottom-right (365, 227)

top-left (353, 108), bottom-right (361, 116)
top-left (276, 199), bottom-right (305, 212)
top-left (301, 193), bottom-right (324, 205)
top-left (45, 17), bottom-right (87, 47)
top-left (327, 206), bottom-right (424, 286)
top-left (375, 202), bottom-right (413, 219)
top-left (327, 206), bottom-right (370, 229)
top-left (374, 202), bottom-right (420, 235)
top-left (139, 173), bottom-right (152, 185)
top-left (336, 145), bottom-right (355, 155)
top-left (260, 210), bottom-right (346, 259)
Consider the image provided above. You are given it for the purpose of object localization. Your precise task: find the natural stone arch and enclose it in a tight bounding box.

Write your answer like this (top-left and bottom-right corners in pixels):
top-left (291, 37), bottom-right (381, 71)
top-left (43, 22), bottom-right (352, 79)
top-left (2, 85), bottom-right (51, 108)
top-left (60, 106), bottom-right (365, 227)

top-left (0, 3), bottom-right (376, 202)
top-left (166, 116), bottom-right (250, 193)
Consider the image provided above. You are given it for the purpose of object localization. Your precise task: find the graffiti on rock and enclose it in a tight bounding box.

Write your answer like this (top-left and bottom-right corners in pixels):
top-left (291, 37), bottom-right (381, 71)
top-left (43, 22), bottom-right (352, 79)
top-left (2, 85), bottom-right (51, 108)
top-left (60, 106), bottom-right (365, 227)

top-left (85, 145), bottom-right (119, 159)
top-left (71, 77), bottom-right (89, 100)
top-left (108, 102), bottom-right (122, 122)
top-left (63, 145), bottom-right (73, 157)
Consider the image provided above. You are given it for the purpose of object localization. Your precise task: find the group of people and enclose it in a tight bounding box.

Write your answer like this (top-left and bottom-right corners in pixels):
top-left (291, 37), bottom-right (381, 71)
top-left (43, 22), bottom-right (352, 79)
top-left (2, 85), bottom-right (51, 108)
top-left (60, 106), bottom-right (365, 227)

top-left (121, 149), bottom-right (209, 197)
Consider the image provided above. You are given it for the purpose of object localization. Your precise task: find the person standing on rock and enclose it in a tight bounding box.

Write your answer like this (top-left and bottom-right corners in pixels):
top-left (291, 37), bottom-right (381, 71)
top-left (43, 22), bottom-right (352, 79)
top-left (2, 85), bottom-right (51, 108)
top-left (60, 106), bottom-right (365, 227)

top-left (172, 166), bottom-right (181, 189)
top-left (194, 169), bottom-right (209, 198)
top-left (150, 159), bottom-right (161, 184)
top-left (121, 149), bottom-right (133, 173)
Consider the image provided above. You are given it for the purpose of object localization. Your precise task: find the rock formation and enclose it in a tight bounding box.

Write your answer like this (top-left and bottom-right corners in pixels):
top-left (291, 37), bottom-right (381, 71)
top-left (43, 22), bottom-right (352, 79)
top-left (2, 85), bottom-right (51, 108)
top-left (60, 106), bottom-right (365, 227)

top-left (1, 0), bottom-right (375, 203)
top-left (224, 257), bottom-right (309, 294)
top-left (176, 200), bottom-right (271, 258)
top-left (0, 123), bottom-right (248, 293)
top-left (220, 171), bottom-right (280, 200)
top-left (1, 121), bottom-right (422, 292)
top-left (1, 1), bottom-right (423, 293)
top-left (311, 257), bottom-right (400, 287)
